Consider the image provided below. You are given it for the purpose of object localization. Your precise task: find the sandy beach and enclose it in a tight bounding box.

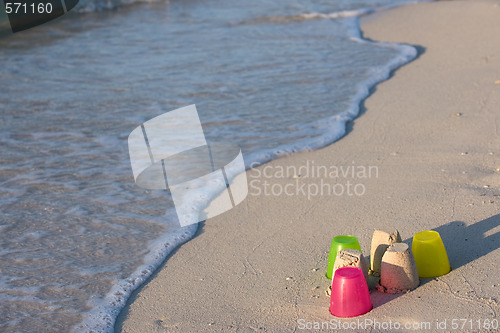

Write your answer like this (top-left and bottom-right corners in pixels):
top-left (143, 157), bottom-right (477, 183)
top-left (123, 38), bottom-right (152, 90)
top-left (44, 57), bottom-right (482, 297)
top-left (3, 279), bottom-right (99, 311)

top-left (115, 1), bottom-right (500, 331)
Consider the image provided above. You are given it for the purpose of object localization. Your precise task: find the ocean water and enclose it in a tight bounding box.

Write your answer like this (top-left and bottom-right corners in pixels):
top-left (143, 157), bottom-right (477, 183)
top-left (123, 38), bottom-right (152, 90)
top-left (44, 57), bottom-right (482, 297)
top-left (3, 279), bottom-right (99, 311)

top-left (0, 0), bottom-right (424, 331)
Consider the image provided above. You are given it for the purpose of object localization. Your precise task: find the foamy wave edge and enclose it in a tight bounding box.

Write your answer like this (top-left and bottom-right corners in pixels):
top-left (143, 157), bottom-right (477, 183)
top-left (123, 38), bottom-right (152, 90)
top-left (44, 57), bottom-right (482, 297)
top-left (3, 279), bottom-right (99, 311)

top-left (73, 2), bottom-right (430, 332)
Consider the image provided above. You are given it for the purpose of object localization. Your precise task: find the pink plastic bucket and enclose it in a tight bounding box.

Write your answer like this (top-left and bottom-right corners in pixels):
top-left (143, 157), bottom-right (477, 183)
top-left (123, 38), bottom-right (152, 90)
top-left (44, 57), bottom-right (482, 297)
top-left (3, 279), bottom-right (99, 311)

top-left (330, 267), bottom-right (372, 317)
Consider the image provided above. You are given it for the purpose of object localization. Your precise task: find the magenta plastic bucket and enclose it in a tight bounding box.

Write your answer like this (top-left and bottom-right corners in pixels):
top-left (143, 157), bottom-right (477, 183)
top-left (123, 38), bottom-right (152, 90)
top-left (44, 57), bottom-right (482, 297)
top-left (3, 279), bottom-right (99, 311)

top-left (330, 267), bottom-right (372, 317)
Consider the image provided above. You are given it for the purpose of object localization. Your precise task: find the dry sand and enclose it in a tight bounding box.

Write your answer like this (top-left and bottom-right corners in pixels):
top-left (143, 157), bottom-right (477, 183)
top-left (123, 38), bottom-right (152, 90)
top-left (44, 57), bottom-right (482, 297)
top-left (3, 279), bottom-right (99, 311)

top-left (116, 1), bottom-right (500, 331)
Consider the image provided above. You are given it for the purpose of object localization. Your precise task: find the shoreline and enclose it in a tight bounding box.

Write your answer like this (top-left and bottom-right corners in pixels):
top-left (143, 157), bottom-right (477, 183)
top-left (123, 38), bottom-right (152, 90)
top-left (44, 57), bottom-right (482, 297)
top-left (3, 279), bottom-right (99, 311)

top-left (115, 1), bottom-right (500, 332)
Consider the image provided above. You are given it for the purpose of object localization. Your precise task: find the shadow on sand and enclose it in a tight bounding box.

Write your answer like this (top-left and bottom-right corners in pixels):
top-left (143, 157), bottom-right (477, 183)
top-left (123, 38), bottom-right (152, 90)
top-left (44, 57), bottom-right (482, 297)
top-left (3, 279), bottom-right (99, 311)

top-left (371, 214), bottom-right (500, 308)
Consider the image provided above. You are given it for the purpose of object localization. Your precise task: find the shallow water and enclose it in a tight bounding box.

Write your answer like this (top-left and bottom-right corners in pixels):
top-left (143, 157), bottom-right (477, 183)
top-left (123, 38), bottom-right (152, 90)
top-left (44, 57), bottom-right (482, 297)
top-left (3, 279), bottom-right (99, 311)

top-left (0, 0), bottom-right (421, 331)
